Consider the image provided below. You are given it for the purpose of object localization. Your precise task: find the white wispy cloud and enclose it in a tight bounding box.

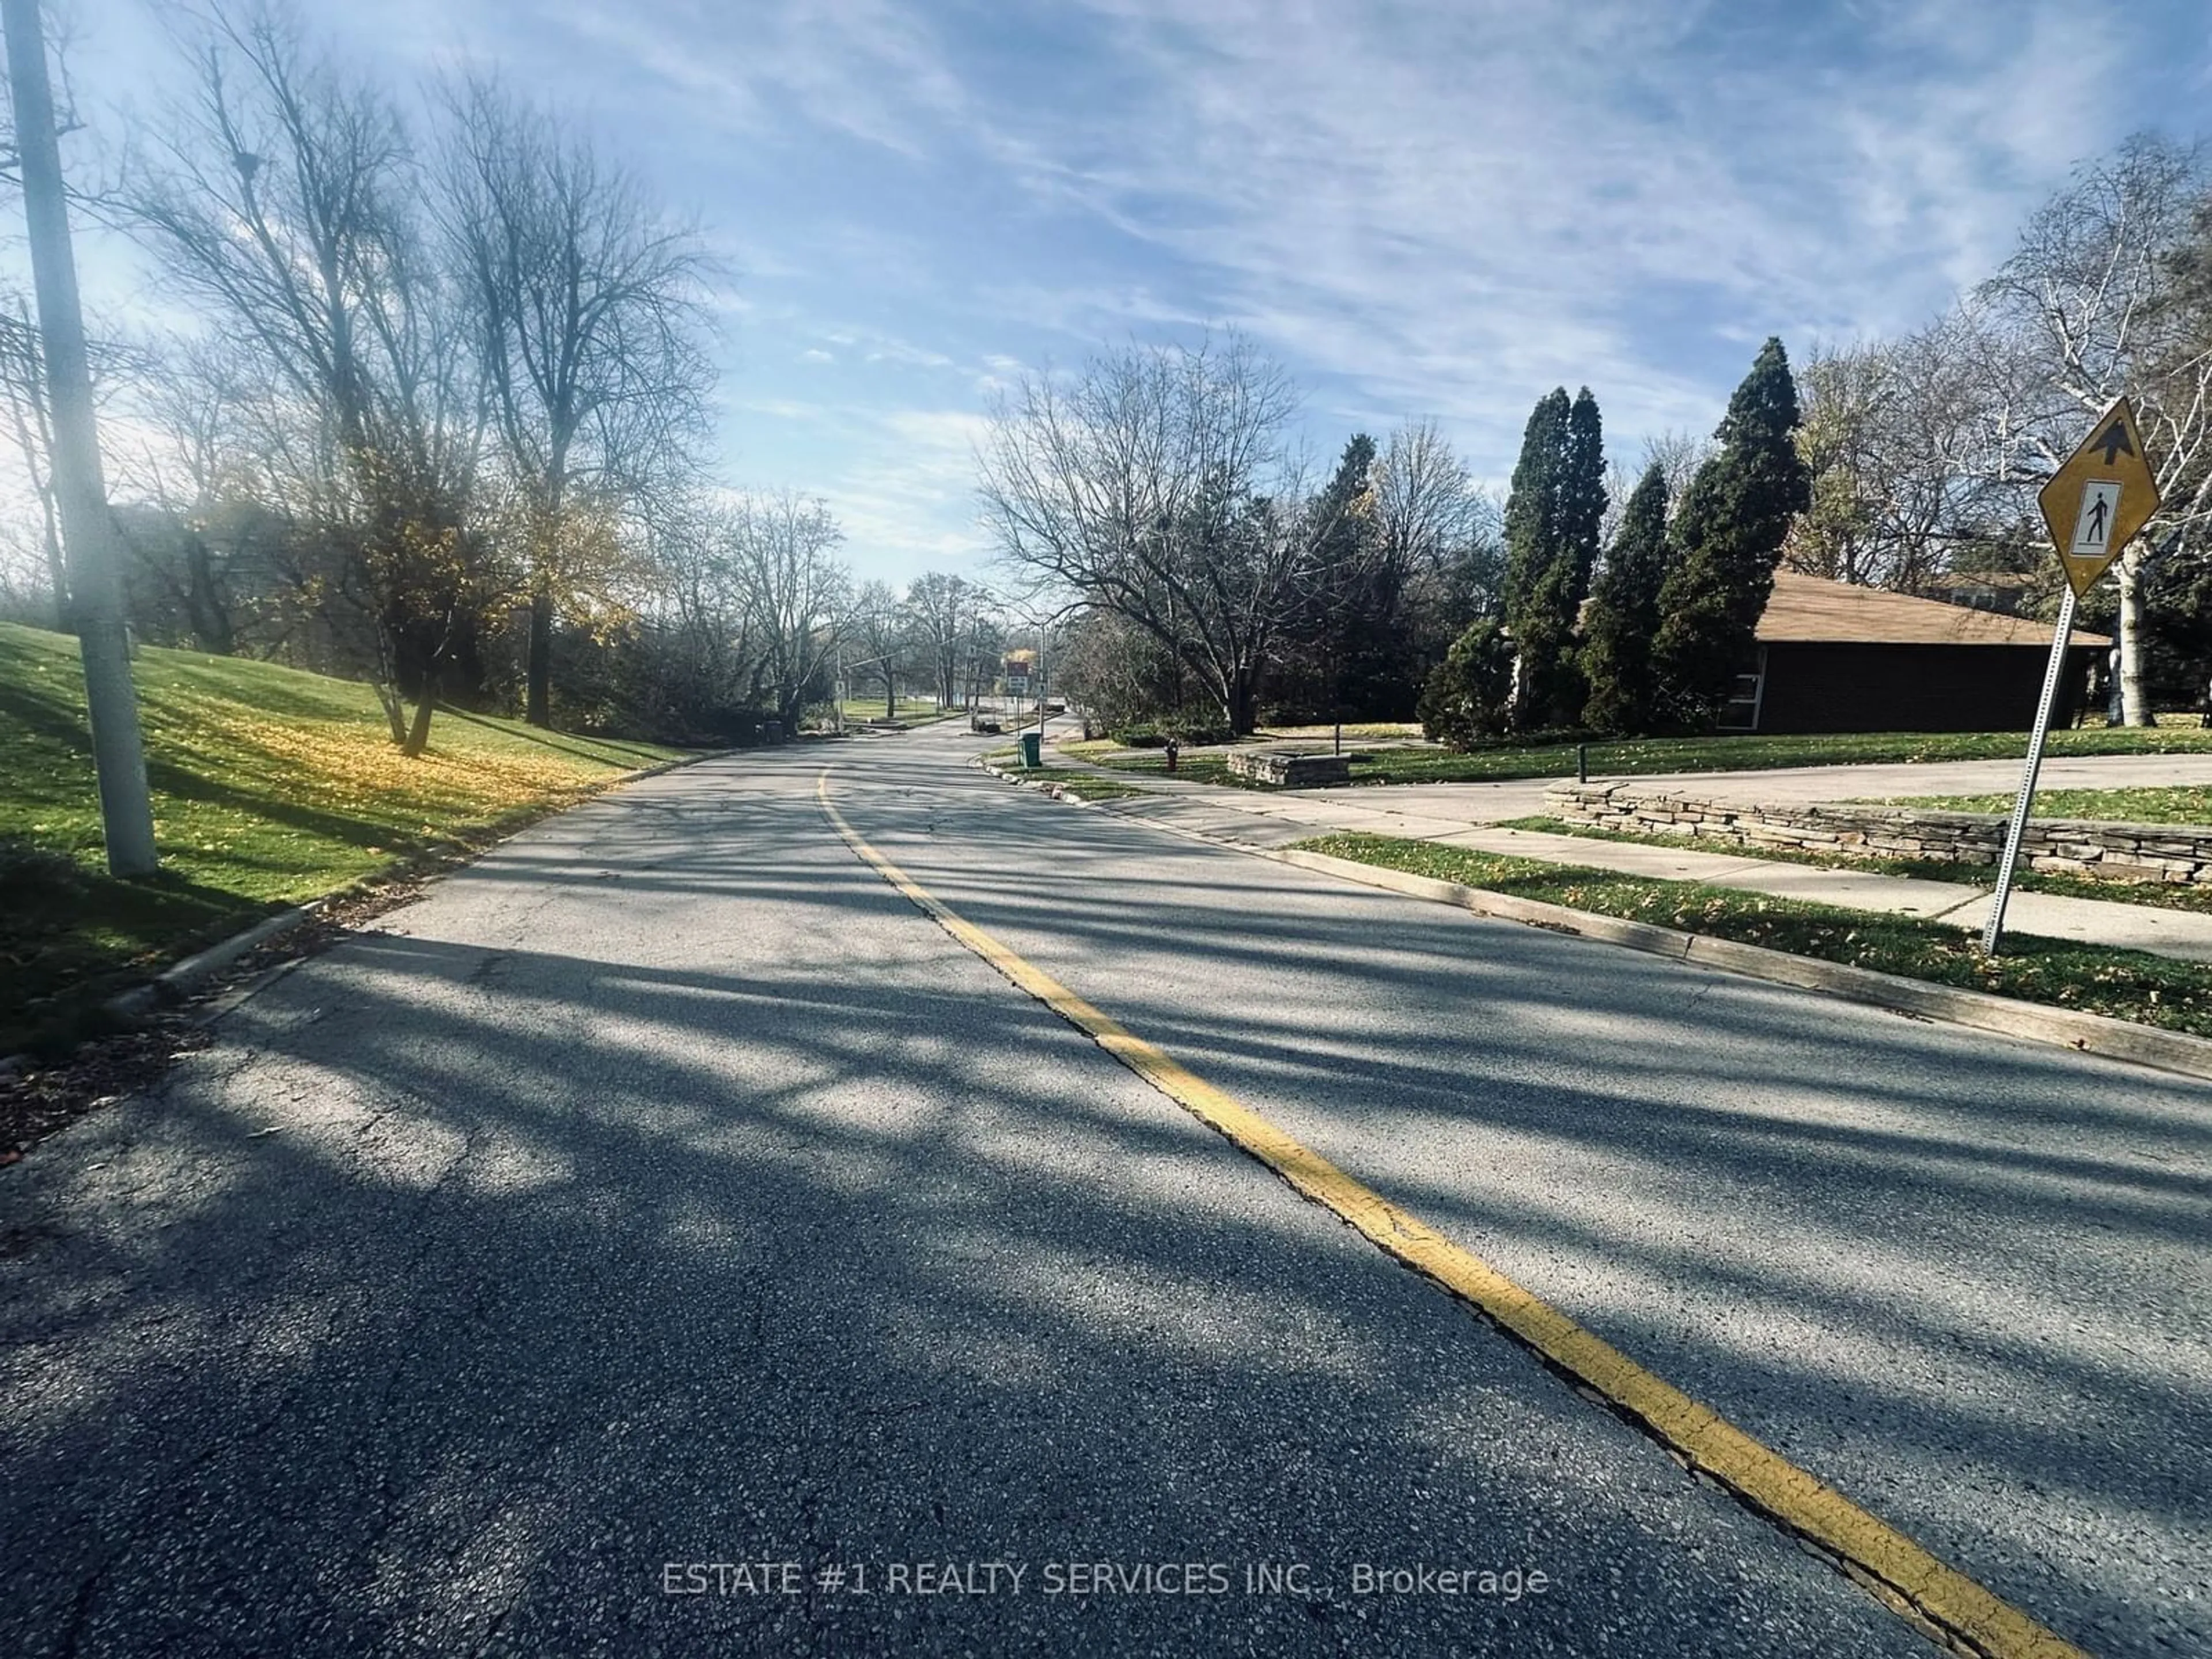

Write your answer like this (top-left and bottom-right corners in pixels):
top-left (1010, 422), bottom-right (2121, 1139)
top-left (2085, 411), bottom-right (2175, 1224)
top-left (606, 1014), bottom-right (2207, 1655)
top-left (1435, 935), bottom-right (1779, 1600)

top-left (730, 402), bottom-right (995, 580)
top-left (968, 0), bottom-right (2169, 448)
top-left (827, 408), bottom-right (997, 575)
top-left (50, 0), bottom-right (2210, 590)
top-left (550, 0), bottom-right (974, 157)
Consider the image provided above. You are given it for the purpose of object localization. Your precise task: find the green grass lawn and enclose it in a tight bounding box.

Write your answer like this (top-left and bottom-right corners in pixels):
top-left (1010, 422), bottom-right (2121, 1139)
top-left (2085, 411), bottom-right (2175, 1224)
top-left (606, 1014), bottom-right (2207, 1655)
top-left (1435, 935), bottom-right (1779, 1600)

top-left (1, 622), bottom-right (691, 1052)
top-left (1496, 815), bottom-right (2212, 915)
top-left (1089, 725), bottom-right (2212, 789)
top-left (1297, 832), bottom-right (2212, 1037)
top-left (1859, 785), bottom-right (2212, 825)
top-left (1031, 778), bottom-right (1141, 805)
top-left (979, 748), bottom-right (1145, 801)
top-left (1041, 772), bottom-right (1147, 801)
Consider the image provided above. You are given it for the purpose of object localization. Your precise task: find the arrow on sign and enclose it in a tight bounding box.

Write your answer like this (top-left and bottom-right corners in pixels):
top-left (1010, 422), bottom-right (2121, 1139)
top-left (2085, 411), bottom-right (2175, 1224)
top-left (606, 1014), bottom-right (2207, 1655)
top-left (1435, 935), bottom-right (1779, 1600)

top-left (2037, 394), bottom-right (2160, 600)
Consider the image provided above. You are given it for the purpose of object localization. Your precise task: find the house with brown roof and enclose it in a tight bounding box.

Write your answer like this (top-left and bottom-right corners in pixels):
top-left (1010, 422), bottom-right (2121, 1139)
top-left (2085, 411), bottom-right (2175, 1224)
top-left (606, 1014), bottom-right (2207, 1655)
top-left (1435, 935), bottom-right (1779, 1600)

top-left (1719, 571), bottom-right (2109, 733)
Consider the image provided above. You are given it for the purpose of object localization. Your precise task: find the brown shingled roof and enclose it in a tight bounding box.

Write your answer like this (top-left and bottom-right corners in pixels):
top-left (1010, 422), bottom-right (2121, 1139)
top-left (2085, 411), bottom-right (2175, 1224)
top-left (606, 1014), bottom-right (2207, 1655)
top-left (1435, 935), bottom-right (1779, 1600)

top-left (1757, 570), bottom-right (2109, 647)
top-left (1923, 570), bottom-right (2037, 590)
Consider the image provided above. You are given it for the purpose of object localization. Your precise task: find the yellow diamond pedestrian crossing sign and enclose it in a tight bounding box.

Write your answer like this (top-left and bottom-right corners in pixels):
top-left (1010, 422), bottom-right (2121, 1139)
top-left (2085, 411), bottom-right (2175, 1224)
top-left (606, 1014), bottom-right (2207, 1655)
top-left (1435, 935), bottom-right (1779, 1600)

top-left (2039, 396), bottom-right (2160, 598)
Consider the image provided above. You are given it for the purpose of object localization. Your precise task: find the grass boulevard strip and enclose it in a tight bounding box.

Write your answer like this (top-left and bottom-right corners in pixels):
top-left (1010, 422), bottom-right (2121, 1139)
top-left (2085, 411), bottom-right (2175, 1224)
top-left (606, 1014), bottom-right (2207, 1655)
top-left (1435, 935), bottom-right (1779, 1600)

top-left (983, 743), bottom-right (2212, 1040)
top-left (980, 748), bottom-right (1149, 801)
top-left (1294, 834), bottom-right (2212, 1039)
top-left (1497, 815), bottom-right (2212, 917)
top-left (1862, 785), bottom-right (2212, 825)
top-left (815, 769), bottom-right (2088, 1659)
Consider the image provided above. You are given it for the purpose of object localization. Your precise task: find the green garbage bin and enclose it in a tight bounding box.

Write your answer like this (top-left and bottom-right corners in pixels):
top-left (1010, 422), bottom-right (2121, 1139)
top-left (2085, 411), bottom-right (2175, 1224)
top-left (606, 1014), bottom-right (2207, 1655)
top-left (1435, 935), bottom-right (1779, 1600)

top-left (1018, 731), bottom-right (1042, 768)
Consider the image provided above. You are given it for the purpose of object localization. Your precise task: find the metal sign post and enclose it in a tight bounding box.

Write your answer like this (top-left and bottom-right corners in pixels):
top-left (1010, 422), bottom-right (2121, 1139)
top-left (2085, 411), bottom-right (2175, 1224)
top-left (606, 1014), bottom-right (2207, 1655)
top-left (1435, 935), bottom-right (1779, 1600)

top-left (1981, 396), bottom-right (2161, 956)
top-left (1980, 585), bottom-right (2078, 955)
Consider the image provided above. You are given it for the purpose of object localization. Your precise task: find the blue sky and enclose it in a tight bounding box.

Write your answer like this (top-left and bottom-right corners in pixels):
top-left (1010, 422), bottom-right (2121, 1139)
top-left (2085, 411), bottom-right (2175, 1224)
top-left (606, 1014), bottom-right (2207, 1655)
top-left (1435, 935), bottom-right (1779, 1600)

top-left (48, 0), bottom-right (2212, 586)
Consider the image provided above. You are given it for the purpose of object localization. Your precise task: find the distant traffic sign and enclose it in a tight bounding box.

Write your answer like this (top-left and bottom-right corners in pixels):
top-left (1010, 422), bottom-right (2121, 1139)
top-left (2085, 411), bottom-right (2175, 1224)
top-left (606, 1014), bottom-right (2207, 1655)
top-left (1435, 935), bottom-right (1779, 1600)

top-left (2038, 396), bottom-right (2160, 598)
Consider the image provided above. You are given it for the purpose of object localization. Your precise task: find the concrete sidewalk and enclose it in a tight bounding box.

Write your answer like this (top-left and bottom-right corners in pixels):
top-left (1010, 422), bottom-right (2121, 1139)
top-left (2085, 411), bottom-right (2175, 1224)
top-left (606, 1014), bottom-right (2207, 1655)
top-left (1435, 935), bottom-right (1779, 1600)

top-left (1045, 753), bottom-right (2212, 964)
top-left (1441, 825), bottom-right (2212, 963)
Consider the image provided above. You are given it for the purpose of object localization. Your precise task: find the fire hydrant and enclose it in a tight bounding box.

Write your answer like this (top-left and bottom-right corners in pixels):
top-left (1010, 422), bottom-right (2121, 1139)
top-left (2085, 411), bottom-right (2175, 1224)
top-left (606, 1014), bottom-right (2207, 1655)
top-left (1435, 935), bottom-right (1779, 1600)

top-left (1164, 737), bottom-right (1181, 774)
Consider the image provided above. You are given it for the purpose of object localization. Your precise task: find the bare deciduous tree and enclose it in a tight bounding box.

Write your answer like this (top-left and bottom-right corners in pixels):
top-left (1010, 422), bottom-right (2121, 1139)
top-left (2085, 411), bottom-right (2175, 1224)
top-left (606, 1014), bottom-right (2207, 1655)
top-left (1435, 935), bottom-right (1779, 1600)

top-left (902, 571), bottom-right (974, 707)
top-left (1372, 416), bottom-right (1502, 655)
top-left (1786, 316), bottom-right (2031, 592)
top-left (1980, 132), bottom-right (2212, 723)
top-left (120, 1), bottom-right (491, 752)
top-left (1372, 418), bottom-right (1480, 581)
top-left (0, 295), bottom-right (67, 625)
top-left (725, 488), bottom-right (847, 729)
top-left (977, 334), bottom-right (1321, 733)
top-left (109, 335), bottom-right (255, 653)
top-left (441, 75), bottom-right (714, 728)
top-left (0, 291), bottom-right (145, 628)
top-left (847, 578), bottom-right (910, 716)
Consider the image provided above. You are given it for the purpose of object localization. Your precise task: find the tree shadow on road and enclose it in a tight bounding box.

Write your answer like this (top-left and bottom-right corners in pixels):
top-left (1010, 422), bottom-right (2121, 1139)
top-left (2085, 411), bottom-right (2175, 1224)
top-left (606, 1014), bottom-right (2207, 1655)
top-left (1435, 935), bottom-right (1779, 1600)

top-left (0, 746), bottom-right (2199, 1658)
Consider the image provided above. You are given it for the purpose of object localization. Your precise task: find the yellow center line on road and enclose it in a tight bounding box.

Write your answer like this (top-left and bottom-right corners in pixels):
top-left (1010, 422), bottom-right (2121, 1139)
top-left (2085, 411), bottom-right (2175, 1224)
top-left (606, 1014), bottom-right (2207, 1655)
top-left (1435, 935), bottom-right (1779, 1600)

top-left (816, 771), bottom-right (2088, 1659)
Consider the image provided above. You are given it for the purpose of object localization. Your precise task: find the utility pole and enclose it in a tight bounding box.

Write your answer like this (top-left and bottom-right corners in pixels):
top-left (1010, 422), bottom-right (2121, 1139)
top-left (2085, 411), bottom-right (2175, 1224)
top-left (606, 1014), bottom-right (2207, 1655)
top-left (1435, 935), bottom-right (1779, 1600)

top-left (3, 0), bottom-right (157, 874)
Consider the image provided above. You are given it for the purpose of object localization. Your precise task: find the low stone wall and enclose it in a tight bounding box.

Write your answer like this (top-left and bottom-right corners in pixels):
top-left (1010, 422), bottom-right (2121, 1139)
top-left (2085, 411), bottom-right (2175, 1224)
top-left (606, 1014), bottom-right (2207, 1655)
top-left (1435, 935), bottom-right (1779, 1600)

top-left (1227, 749), bottom-right (1351, 788)
top-left (1542, 781), bottom-right (2212, 885)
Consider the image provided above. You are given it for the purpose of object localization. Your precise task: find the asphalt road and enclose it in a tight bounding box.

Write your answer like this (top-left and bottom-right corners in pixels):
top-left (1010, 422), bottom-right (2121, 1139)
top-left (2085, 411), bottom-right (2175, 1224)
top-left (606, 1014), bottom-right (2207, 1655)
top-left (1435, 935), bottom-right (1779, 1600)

top-left (2, 724), bottom-right (2206, 1657)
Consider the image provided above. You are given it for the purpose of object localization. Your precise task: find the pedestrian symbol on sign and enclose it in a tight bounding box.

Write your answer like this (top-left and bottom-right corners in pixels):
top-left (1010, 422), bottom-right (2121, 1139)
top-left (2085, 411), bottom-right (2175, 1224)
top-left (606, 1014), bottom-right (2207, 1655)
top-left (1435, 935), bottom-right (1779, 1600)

top-left (2070, 480), bottom-right (2122, 559)
top-left (2038, 395), bottom-right (2156, 600)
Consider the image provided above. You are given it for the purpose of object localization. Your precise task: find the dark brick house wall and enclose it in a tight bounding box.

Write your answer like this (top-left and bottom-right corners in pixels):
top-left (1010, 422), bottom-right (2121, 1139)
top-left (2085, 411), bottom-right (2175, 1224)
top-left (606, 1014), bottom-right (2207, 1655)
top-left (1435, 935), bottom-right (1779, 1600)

top-left (1751, 642), bottom-right (2095, 733)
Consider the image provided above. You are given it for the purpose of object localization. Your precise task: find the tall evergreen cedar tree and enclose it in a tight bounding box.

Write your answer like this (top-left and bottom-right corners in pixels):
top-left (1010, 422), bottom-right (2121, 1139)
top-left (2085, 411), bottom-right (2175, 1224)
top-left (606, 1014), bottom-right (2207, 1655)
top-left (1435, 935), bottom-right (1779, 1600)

top-left (1500, 387), bottom-right (1605, 730)
top-left (1293, 433), bottom-right (1384, 717)
top-left (1649, 338), bottom-right (1810, 732)
top-left (1498, 391), bottom-right (1566, 619)
top-left (1580, 461), bottom-right (1672, 735)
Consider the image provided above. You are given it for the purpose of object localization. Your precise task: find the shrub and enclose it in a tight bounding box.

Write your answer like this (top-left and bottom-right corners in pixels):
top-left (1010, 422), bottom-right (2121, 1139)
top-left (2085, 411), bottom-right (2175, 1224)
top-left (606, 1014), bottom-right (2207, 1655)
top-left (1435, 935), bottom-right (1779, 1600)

top-left (1418, 619), bottom-right (1516, 749)
top-left (1110, 719), bottom-right (1233, 748)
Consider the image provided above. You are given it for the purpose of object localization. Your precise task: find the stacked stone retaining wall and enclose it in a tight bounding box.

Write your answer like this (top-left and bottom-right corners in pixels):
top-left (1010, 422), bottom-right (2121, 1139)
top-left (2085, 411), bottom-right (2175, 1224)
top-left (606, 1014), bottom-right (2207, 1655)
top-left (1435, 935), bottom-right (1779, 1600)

top-left (1542, 781), bottom-right (2212, 885)
top-left (1227, 749), bottom-right (1351, 787)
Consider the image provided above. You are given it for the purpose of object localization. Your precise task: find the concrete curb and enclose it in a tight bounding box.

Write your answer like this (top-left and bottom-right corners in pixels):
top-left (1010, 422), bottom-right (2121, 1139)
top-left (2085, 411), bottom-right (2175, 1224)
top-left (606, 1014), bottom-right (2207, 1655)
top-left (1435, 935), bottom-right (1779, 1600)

top-left (975, 754), bottom-right (1105, 808)
top-left (970, 772), bottom-right (2212, 1086)
top-left (3, 902), bottom-right (326, 1081)
top-left (104, 903), bottom-right (327, 1023)
top-left (1268, 846), bottom-right (2212, 1082)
